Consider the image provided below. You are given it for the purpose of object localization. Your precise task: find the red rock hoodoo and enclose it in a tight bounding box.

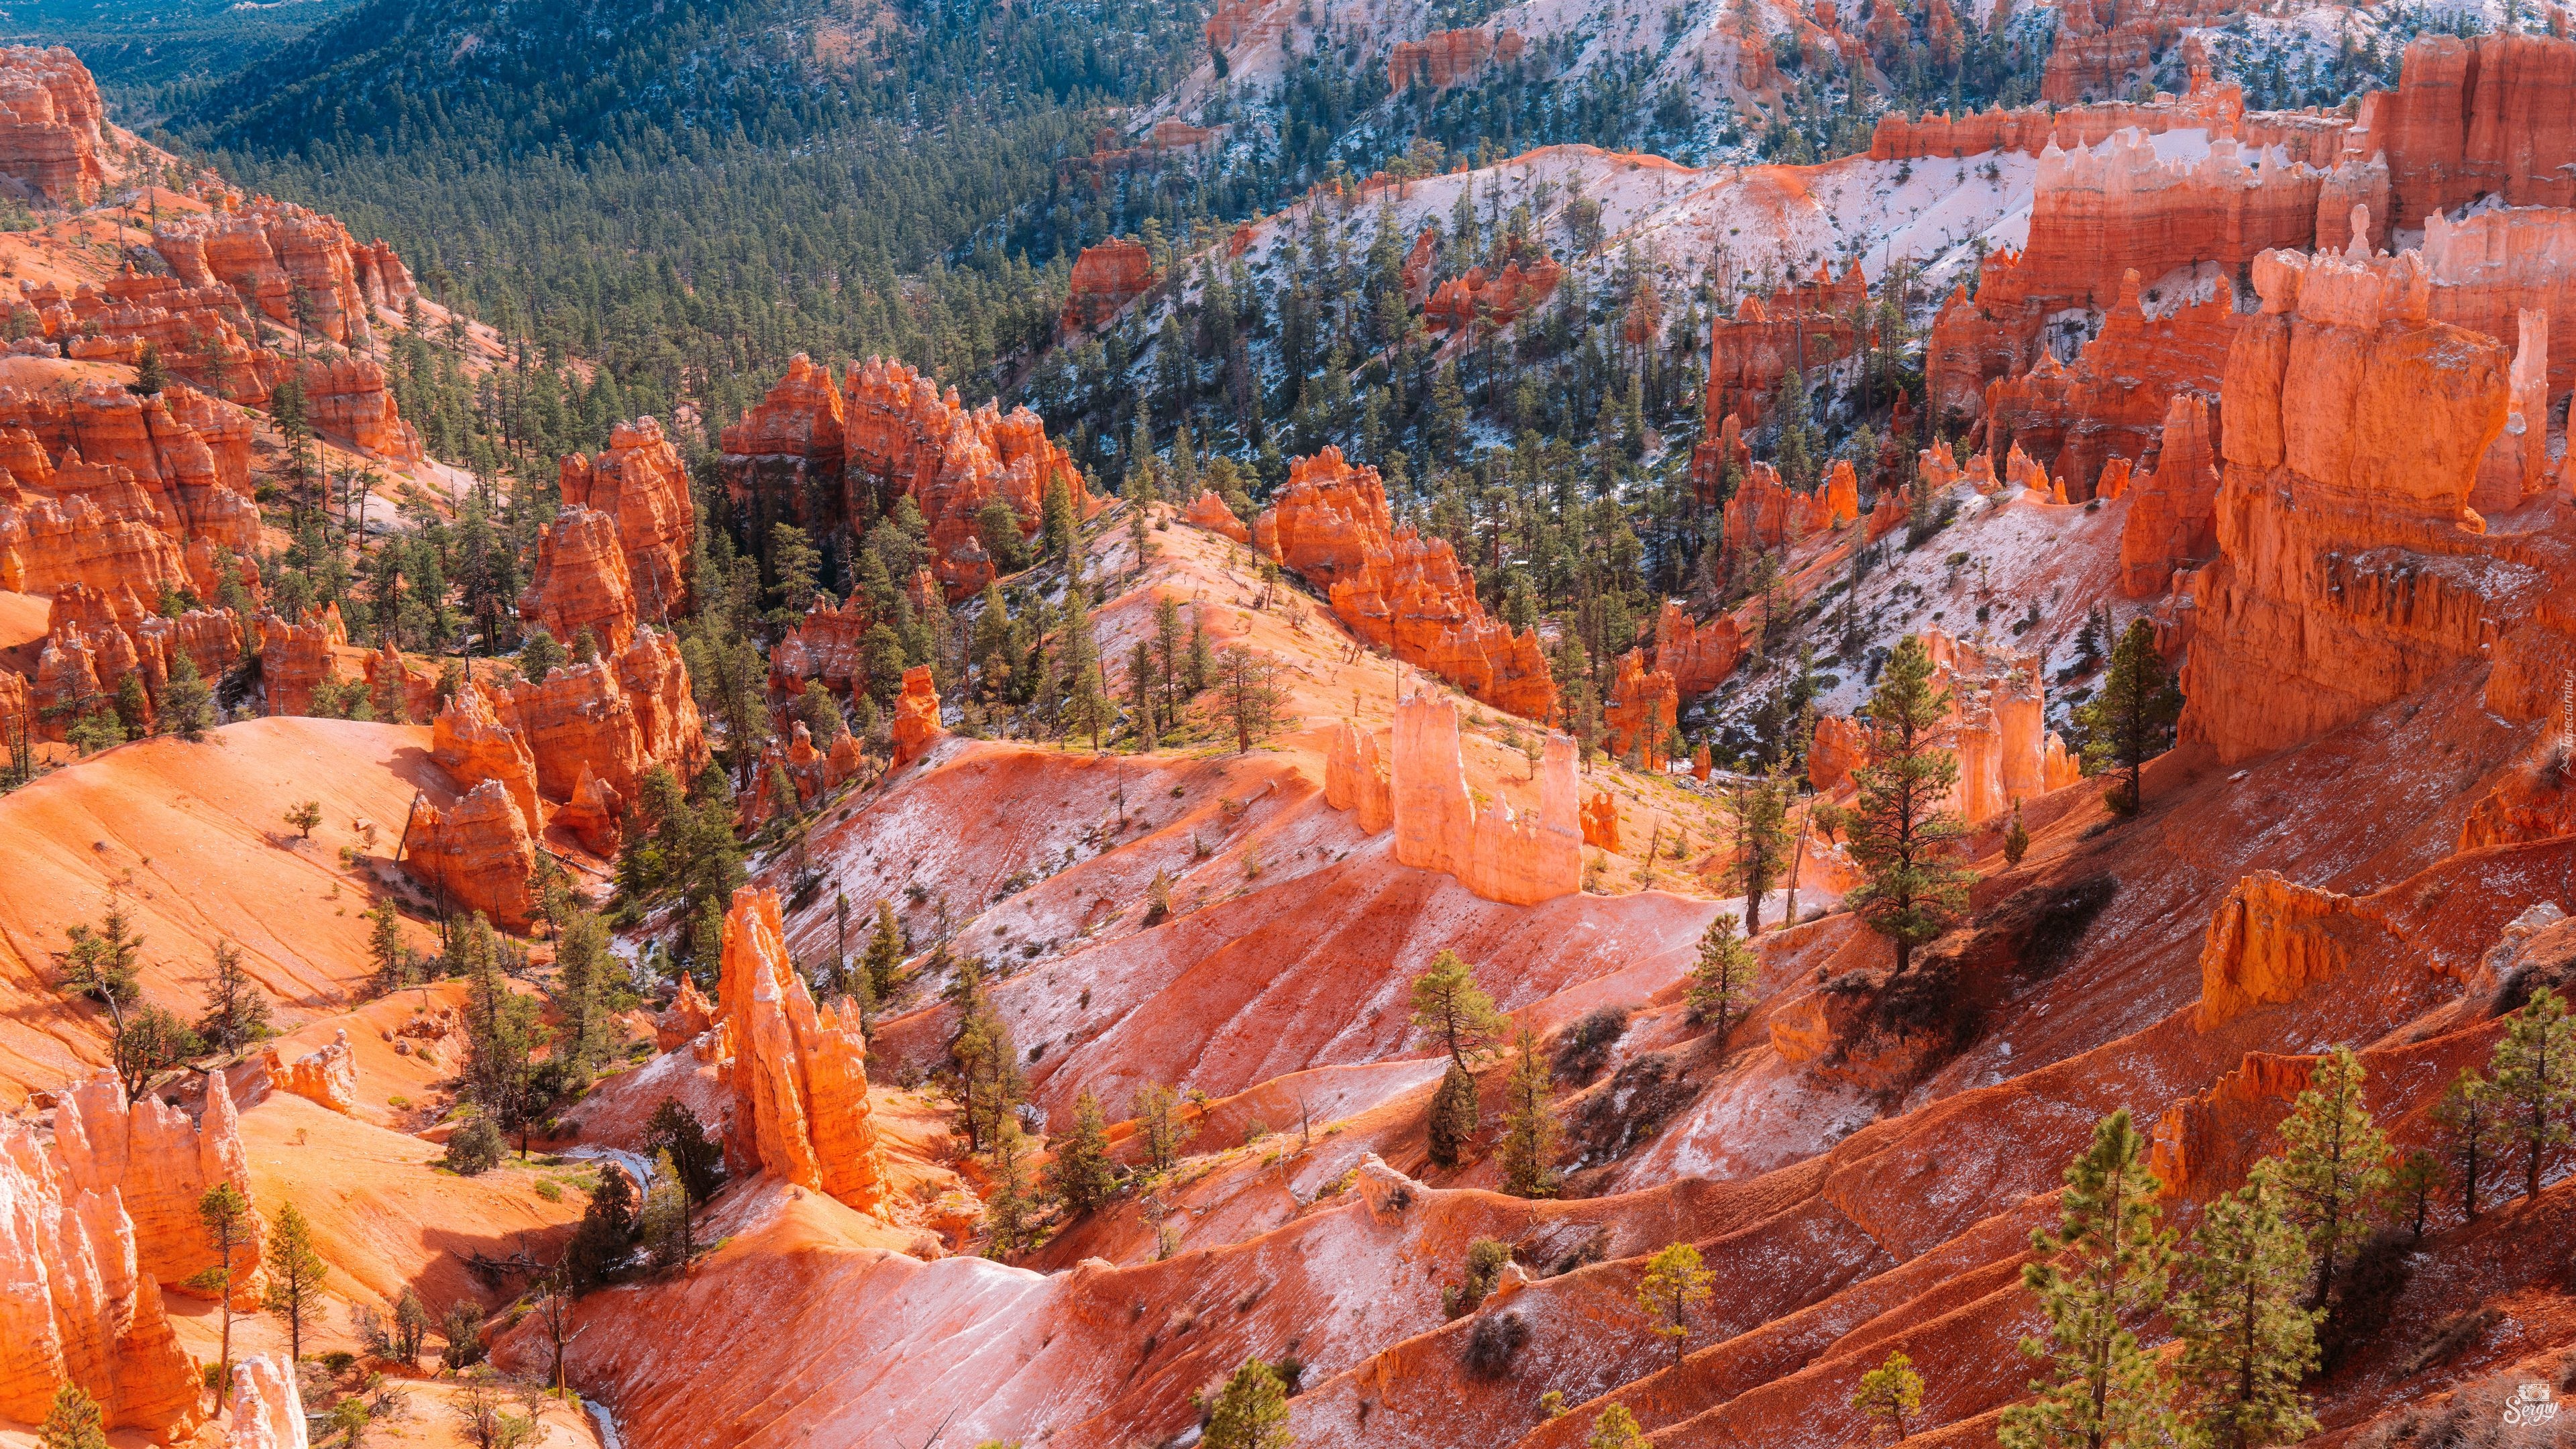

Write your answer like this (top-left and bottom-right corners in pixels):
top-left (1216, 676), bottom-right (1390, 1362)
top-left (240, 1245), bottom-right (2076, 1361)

top-left (1254, 447), bottom-right (1557, 721)
top-left (1387, 26), bottom-right (1525, 89)
top-left (713, 887), bottom-right (888, 1214)
top-left (1324, 692), bottom-right (1580, 904)
top-left (0, 46), bottom-right (104, 205)
top-left (1061, 237), bottom-right (1157, 334)
top-left (558, 417), bottom-right (694, 625)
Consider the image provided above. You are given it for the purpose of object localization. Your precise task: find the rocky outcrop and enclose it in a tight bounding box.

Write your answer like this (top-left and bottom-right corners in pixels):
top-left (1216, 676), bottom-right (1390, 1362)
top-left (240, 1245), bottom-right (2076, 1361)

top-left (223, 1354), bottom-right (307, 1449)
top-left (2116, 390), bottom-right (2223, 596)
top-left (656, 975), bottom-right (718, 1052)
top-left (1982, 268), bottom-right (2237, 504)
top-left (0, 1109), bottom-right (203, 1438)
top-left (1868, 72), bottom-right (2307, 162)
top-left (256, 604), bottom-right (345, 717)
top-left (1324, 693), bottom-right (1580, 904)
top-left (1424, 250), bottom-right (1562, 333)
top-left (2179, 241), bottom-right (2576, 762)
top-left (1603, 649), bottom-right (1678, 766)
top-left (296, 356), bottom-right (421, 464)
top-left (716, 888), bottom-right (888, 1215)
top-left (555, 763), bottom-right (624, 855)
top-left (1062, 238), bottom-right (1156, 334)
top-left (431, 681), bottom-right (542, 836)
top-left (2192, 871), bottom-right (2396, 1030)
top-left (521, 506), bottom-right (638, 653)
top-left (1387, 26), bottom-right (1525, 89)
top-left (262, 1031), bottom-right (357, 1116)
top-left (0, 431), bottom-right (204, 623)
top-left (1183, 488), bottom-right (1251, 543)
top-left (151, 197), bottom-right (412, 349)
top-left (1813, 631), bottom-right (2079, 822)
top-left (54, 1069), bottom-right (260, 1298)
top-left (25, 587), bottom-right (241, 738)
top-left (769, 594), bottom-right (873, 697)
top-left (453, 629), bottom-right (705, 820)
top-left (404, 779), bottom-right (540, 931)
top-left (1652, 599), bottom-right (1743, 698)
top-left (1255, 447), bottom-right (1556, 720)
top-left (1719, 459), bottom-right (1860, 566)
top-left (0, 46), bottom-right (104, 205)
top-left (891, 664), bottom-right (943, 768)
top-left (1580, 790), bottom-right (1618, 852)
top-left (1929, 129), bottom-right (2347, 421)
top-left (2359, 32), bottom-right (2576, 229)
top-left (1809, 712), bottom-right (1870, 792)
top-left (2471, 307), bottom-right (2550, 515)
top-left (720, 354), bottom-right (1091, 598)
top-left (559, 417), bottom-right (693, 625)
top-left (2041, 0), bottom-right (2237, 106)
top-left (1698, 262), bottom-right (1867, 435)
top-left (0, 380), bottom-right (261, 549)
top-left (2460, 749), bottom-right (2576, 851)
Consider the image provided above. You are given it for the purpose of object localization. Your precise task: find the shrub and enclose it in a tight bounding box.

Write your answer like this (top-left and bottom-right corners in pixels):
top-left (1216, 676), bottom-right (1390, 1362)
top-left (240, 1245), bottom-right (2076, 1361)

top-left (1552, 1006), bottom-right (1631, 1085)
top-left (1462, 1310), bottom-right (1530, 1379)
top-left (439, 1116), bottom-right (506, 1176)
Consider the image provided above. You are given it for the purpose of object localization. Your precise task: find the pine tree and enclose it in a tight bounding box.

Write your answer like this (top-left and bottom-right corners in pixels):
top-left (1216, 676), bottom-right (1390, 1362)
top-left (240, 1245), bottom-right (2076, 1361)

top-left (567, 1159), bottom-right (641, 1289)
top-left (261, 1202), bottom-right (329, 1360)
top-left (863, 899), bottom-right (906, 1000)
top-left (645, 1096), bottom-right (727, 1210)
top-left (1428, 1061), bottom-right (1479, 1170)
top-left (130, 341), bottom-right (168, 398)
top-left (365, 899), bottom-right (411, 995)
top-left (981, 1118), bottom-right (1035, 1256)
top-left (1044, 1089), bottom-right (1120, 1214)
top-left (2431, 1068), bottom-right (2491, 1222)
top-left (1497, 1024), bottom-right (1562, 1197)
top-left (1845, 635), bottom-right (1972, 975)
top-left (1585, 1405), bottom-right (1649, 1449)
top-left (949, 959), bottom-right (1025, 1154)
top-left (1851, 1350), bottom-right (1925, 1444)
top-left (1688, 912), bottom-right (1758, 1034)
top-left (186, 1182), bottom-right (254, 1381)
top-left (2488, 985), bottom-right (2573, 1201)
top-left (640, 1149), bottom-right (690, 1267)
top-left (2171, 1169), bottom-right (2320, 1449)
top-left (40, 1383), bottom-right (105, 1449)
top-left (2076, 620), bottom-right (2182, 816)
top-left (194, 940), bottom-right (273, 1053)
top-left (551, 907), bottom-right (612, 1077)
top-left (1134, 1081), bottom-right (1196, 1174)
top-left (2003, 802), bottom-right (2031, 866)
top-left (1999, 1110), bottom-right (2176, 1449)
top-left (1410, 949), bottom-right (1503, 1066)
top-left (1726, 773), bottom-right (1790, 934)
top-left (161, 651), bottom-right (213, 741)
top-left (1636, 1241), bottom-right (1715, 1364)
top-left (2389, 1149), bottom-right (2444, 1244)
top-left (1203, 1359), bottom-right (1291, 1449)
top-left (2269, 1044), bottom-right (2391, 1307)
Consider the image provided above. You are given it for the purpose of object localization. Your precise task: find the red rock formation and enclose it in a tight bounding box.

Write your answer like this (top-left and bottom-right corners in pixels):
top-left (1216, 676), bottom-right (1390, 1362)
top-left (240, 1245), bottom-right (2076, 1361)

top-left (2191, 871), bottom-right (2394, 1029)
top-left (262, 1030), bottom-right (357, 1115)
top-left (1980, 268), bottom-right (2237, 502)
top-left (1652, 599), bottom-right (1744, 698)
top-left (360, 639), bottom-right (438, 724)
top-left (256, 603), bottom-right (345, 716)
top-left (2117, 390), bottom-right (2222, 596)
top-left (2359, 32), bottom-right (2576, 229)
top-left (0, 437), bottom-right (199, 623)
top-left (715, 887), bottom-right (888, 1214)
top-left (520, 506), bottom-right (638, 653)
top-left (1604, 649), bottom-right (1678, 766)
top-left (1182, 488), bottom-right (1251, 543)
top-left (1928, 131), bottom-right (2350, 422)
top-left (506, 629), bottom-right (707, 806)
top-left (721, 354), bottom-right (1092, 598)
top-left (1062, 238), bottom-right (1157, 334)
top-left (1719, 460), bottom-right (1860, 565)
top-left (1868, 72), bottom-right (2345, 164)
top-left (891, 663), bottom-right (943, 768)
top-left (656, 975), bottom-right (717, 1051)
top-left (559, 417), bottom-right (693, 625)
top-left (1809, 712), bottom-right (1870, 792)
top-left (0, 46), bottom-right (104, 205)
top-left (296, 354), bottom-right (421, 464)
top-left (1698, 262), bottom-right (1867, 437)
top-left (2461, 745), bottom-right (2576, 851)
top-left (769, 594), bottom-right (873, 697)
top-left (1423, 251), bottom-right (1562, 333)
top-left (555, 763), bottom-right (624, 855)
top-left (431, 680), bottom-right (542, 836)
top-left (2471, 307), bottom-right (2551, 514)
top-left (150, 197), bottom-right (408, 348)
top-left (223, 1355), bottom-right (305, 1449)
top-left (2041, 0), bottom-right (2237, 105)
top-left (1400, 227), bottom-right (1438, 303)
top-left (2181, 242), bottom-right (2576, 762)
top-left (0, 1109), bottom-right (205, 1438)
top-left (1580, 790), bottom-right (1619, 852)
top-left (1387, 27), bottom-right (1525, 89)
top-left (0, 380), bottom-right (261, 552)
top-left (1254, 447), bottom-right (1557, 720)
top-left (53, 1069), bottom-right (261, 1297)
top-left (1321, 693), bottom-right (1578, 904)
top-left (405, 779), bottom-right (540, 931)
